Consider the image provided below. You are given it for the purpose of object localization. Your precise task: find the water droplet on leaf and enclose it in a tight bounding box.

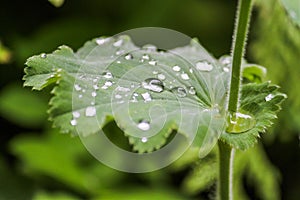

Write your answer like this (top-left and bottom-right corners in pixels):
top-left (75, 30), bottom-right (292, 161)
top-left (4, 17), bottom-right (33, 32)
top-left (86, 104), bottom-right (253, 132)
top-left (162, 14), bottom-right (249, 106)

top-left (265, 94), bottom-right (274, 102)
top-left (124, 53), bottom-right (133, 60)
top-left (141, 92), bottom-right (152, 102)
top-left (157, 73), bottom-right (166, 80)
top-left (149, 60), bottom-right (157, 66)
top-left (41, 53), bottom-right (47, 58)
top-left (138, 120), bottom-right (150, 131)
top-left (171, 87), bottom-right (187, 98)
top-left (188, 86), bottom-right (196, 95)
top-left (142, 78), bottom-right (164, 93)
top-left (102, 71), bottom-right (113, 79)
top-left (74, 84), bottom-right (82, 91)
top-left (85, 106), bottom-right (96, 117)
top-left (196, 61), bottom-right (213, 72)
top-left (70, 119), bottom-right (77, 126)
top-left (181, 73), bottom-right (190, 80)
top-left (96, 38), bottom-right (110, 45)
top-left (141, 137), bottom-right (148, 143)
top-left (172, 65), bottom-right (181, 72)
top-left (72, 111), bottom-right (80, 118)
top-left (226, 111), bottom-right (255, 134)
top-left (113, 39), bottom-right (123, 47)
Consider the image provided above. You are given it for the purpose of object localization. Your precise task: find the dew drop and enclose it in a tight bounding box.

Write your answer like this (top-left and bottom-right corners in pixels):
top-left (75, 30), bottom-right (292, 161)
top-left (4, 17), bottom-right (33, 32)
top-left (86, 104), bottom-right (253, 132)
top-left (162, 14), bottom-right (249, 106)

top-left (223, 67), bottom-right (230, 72)
top-left (85, 106), bottom-right (96, 117)
top-left (78, 94), bottom-right (83, 98)
top-left (196, 61), bottom-right (213, 72)
top-left (115, 94), bottom-right (122, 99)
top-left (265, 94), bottom-right (274, 102)
top-left (124, 53), bottom-right (133, 60)
top-left (70, 119), bottom-right (77, 126)
top-left (113, 39), bottom-right (123, 47)
top-left (219, 55), bottom-right (232, 67)
top-left (188, 86), bottom-right (196, 95)
top-left (115, 49), bottom-right (124, 56)
top-left (141, 137), bottom-right (148, 143)
top-left (72, 111), bottom-right (80, 118)
top-left (96, 38), bottom-right (110, 45)
top-left (152, 71), bottom-right (158, 75)
top-left (102, 71), bottom-right (113, 79)
top-left (141, 92), bottom-right (152, 102)
top-left (143, 44), bottom-right (157, 51)
top-left (157, 73), bottom-right (166, 80)
top-left (181, 73), bottom-right (190, 80)
top-left (104, 80), bottom-right (113, 87)
top-left (171, 87), bottom-right (187, 98)
top-left (149, 60), bottom-right (157, 66)
top-left (226, 111), bottom-right (255, 134)
top-left (137, 120), bottom-right (150, 131)
top-left (142, 54), bottom-right (150, 60)
top-left (93, 85), bottom-right (99, 90)
top-left (41, 53), bottom-right (47, 58)
top-left (172, 65), bottom-right (181, 72)
top-left (92, 91), bottom-right (97, 97)
top-left (74, 84), bottom-right (82, 91)
top-left (116, 86), bottom-right (130, 92)
top-left (142, 78), bottom-right (164, 93)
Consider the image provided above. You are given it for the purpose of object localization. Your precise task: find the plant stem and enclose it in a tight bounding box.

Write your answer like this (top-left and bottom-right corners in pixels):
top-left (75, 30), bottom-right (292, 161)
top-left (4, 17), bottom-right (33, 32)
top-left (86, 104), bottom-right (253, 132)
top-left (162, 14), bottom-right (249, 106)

top-left (218, 141), bottom-right (235, 200)
top-left (219, 0), bottom-right (253, 200)
top-left (228, 0), bottom-right (253, 113)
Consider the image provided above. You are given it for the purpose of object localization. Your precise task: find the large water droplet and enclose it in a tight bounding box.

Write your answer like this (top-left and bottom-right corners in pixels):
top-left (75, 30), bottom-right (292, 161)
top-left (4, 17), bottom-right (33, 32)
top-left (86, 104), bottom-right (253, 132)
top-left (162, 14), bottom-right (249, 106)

top-left (265, 94), bottom-right (274, 102)
top-left (226, 111), bottom-right (255, 134)
top-left (172, 65), bottom-right (181, 72)
top-left (142, 78), bottom-right (164, 93)
top-left (196, 61), bottom-right (213, 72)
top-left (141, 92), bottom-right (152, 102)
top-left (124, 53), bottom-right (133, 60)
top-left (137, 120), bottom-right (150, 131)
top-left (85, 106), bottom-right (96, 117)
top-left (102, 71), bottom-right (113, 79)
top-left (40, 53), bottom-right (47, 58)
top-left (181, 73), bottom-right (190, 80)
top-left (171, 87), bottom-right (187, 98)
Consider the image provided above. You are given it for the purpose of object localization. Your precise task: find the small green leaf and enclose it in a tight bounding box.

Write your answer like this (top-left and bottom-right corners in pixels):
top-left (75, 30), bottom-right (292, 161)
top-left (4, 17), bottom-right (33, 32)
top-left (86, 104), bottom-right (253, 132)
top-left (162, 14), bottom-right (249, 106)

top-left (221, 82), bottom-right (287, 150)
top-left (280, 0), bottom-right (300, 27)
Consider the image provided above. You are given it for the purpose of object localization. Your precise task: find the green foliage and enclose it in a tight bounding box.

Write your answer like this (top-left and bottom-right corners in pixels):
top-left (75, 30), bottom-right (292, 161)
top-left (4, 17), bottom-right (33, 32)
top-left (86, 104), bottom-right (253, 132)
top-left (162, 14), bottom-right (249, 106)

top-left (221, 82), bottom-right (286, 149)
top-left (23, 35), bottom-right (286, 153)
top-left (280, 0), bottom-right (300, 27)
top-left (252, 0), bottom-right (300, 137)
top-left (0, 83), bottom-right (48, 127)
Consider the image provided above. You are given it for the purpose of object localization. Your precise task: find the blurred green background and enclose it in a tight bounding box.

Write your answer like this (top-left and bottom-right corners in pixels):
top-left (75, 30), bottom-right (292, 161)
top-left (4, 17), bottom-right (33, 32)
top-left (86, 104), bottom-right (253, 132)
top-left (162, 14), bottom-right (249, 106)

top-left (0, 0), bottom-right (299, 199)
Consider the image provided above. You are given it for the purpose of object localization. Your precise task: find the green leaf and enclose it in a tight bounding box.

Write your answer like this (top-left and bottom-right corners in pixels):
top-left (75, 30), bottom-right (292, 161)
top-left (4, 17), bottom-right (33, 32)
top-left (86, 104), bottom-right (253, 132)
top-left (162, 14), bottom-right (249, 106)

top-left (280, 0), bottom-right (300, 27)
top-left (252, 0), bottom-right (300, 138)
top-left (234, 144), bottom-right (281, 200)
top-left (33, 191), bottom-right (78, 200)
top-left (24, 35), bottom-right (228, 154)
top-left (0, 83), bottom-right (48, 127)
top-left (10, 129), bottom-right (124, 194)
top-left (220, 82), bottom-right (287, 150)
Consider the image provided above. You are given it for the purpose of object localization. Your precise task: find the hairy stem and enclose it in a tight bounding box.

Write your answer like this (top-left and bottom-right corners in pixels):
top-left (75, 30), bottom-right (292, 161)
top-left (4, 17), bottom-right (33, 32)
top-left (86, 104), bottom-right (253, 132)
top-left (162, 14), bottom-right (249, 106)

top-left (228, 0), bottom-right (253, 112)
top-left (219, 0), bottom-right (253, 200)
top-left (218, 141), bottom-right (235, 200)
